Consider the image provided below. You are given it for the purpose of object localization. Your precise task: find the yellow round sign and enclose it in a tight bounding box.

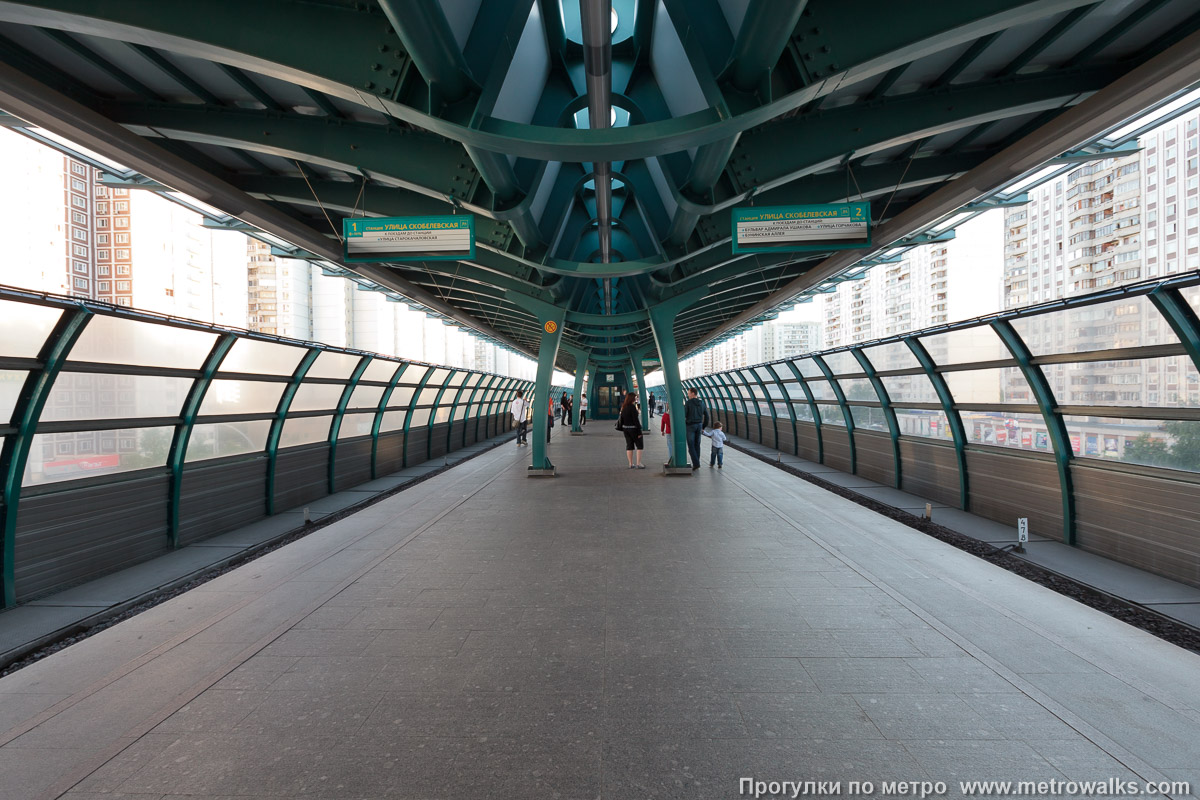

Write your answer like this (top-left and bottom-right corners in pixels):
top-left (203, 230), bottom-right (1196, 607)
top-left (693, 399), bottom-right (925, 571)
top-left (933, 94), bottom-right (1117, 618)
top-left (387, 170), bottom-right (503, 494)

top-left (544, 320), bottom-right (558, 334)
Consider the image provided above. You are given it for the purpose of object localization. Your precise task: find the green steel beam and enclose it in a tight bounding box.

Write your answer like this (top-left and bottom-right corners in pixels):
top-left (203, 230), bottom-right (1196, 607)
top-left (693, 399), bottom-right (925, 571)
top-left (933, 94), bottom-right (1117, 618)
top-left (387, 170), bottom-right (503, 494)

top-left (505, 291), bottom-right (566, 472)
top-left (426, 369), bottom-right (460, 462)
top-left (380, 0), bottom-right (476, 103)
top-left (401, 367), bottom-right (440, 469)
top-left (852, 347), bottom-right (902, 489)
top-left (328, 355), bottom-right (373, 494)
top-left (0, 305), bottom-right (91, 608)
top-left (732, 370), bottom-right (765, 444)
top-left (265, 347), bottom-right (320, 516)
top-left (457, 374), bottom-right (486, 449)
top-left (991, 319), bottom-right (1074, 544)
top-left (722, 1), bottom-right (807, 94)
top-left (167, 332), bottom-right (236, 548)
top-left (1149, 287), bottom-right (1200, 378)
top-left (0, 0), bottom-right (1099, 161)
top-left (370, 361), bottom-right (408, 480)
top-left (813, 354), bottom-right (855, 472)
top-left (763, 363), bottom-right (800, 456)
top-left (905, 337), bottom-right (969, 510)
top-left (647, 288), bottom-right (707, 469)
top-left (782, 360), bottom-right (823, 461)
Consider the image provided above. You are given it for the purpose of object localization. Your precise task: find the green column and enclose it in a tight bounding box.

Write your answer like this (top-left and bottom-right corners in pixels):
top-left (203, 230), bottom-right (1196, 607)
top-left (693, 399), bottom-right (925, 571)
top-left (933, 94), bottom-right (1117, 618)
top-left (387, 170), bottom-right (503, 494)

top-left (426, 369), bottom-right (459, 461)
top-left (328, 355), bottom-right (373, 494)
top-left (454, 373), bottom-right (484, 450)
top-left (852, 347), bottom-right (902, 489)
top-left (1149, 287), bottom-right (1200, 375)
top-left (265, 347), bottom-right (321, 516)
top-left (782, 360), bottom-right (823, 463)
top-left (764, 363), bottom-right (800, 456)
top-left (560, 343), bottom-right (591, 433)
top-left (813, 354), bottom-right (856, 474)
top-left (504, 292), bottom-right (567, 473)
top-left (630, 346), bottom-right (651, 431)
top-left (647, 288), bottom-right (708, 470)
top-left (0, 306), bottom-right (91, 607)
top-left (992, 319), bottom-right (1075, 544)
top-left (734, 369), bottom-right (769, 444)
top-left (370, 362), bottom-right (408, 480)
top-left (905, 337), bottom-right (969, 510)
top-left (168, 332), bottom-right (237, 547)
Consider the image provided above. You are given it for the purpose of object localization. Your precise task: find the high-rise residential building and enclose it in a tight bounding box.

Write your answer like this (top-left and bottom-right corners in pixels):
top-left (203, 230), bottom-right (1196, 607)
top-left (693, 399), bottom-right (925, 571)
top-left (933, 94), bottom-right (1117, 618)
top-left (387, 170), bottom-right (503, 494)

top-left (762, 320), bottom-right (821, 362)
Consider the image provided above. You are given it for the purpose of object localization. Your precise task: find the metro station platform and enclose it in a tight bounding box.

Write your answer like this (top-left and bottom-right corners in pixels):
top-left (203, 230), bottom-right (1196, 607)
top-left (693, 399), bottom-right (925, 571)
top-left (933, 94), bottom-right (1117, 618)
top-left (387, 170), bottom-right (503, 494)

top-left (1, 427), bottom-right (1198, 800)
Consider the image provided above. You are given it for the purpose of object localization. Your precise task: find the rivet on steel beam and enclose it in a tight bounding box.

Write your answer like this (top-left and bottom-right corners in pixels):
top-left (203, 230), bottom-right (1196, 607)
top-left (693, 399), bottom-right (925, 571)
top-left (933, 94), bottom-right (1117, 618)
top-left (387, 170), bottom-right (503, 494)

top-left (364, 81), bottom-right (375, 89)
top-left (371, 63), bottom-right (382, 71)
top-left (378, 44), bottom-right (390, 53)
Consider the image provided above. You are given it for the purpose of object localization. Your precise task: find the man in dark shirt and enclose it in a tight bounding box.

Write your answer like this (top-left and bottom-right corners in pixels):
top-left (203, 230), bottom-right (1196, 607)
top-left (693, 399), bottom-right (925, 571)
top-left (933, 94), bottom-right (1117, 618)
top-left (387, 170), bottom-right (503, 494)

top-left (684, 388), bottom-right (708, 471)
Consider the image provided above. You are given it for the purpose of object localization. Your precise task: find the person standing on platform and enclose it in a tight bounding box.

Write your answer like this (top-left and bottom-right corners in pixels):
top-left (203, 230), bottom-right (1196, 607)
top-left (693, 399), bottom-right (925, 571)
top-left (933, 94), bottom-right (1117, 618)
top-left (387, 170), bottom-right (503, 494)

top-left (660, 402), bottom-right (672, 466)
top-left (511, 389), bottom-right (530, 447)
top-left (547, 394), bottom-right (555, 444)
top-left (561, 392), bottom-right (572, 427)
top-left (702, 422), bottom-right (727, 469)
top-left (647, 391), bottom-right (655, 418)
top-left (580, 392), bottom-right (588, 426)
top-left (619, 391), bottom-right (645, 469)
top-left (684, 388), bottom-right (708, 471)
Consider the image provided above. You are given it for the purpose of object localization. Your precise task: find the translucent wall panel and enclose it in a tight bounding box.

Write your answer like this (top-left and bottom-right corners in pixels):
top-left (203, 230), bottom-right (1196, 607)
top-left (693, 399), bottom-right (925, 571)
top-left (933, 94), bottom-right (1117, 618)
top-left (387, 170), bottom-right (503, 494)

top-left (792, 403), bottom-right (815, 422)
top-left (409, 408), bottom-right (431, 427)
top-left (805, 380), bottom-right (838, 402)
top-left (862, 341), bottom-right (920, 372)
top-left (1063, 415), bottom-right (1200, 471)
top-left (416, 388), bottom-right (441, 405)
top-left (958, 410), bottom-right (1048, 450)
top-left (1048, 356), bottom-right (1200, 408)
top-left (785, 382), bottom-right (809, 400)
top-left (186, 420), bottom-right (272, 462)
top-left (920, 326), bottom-right (1010, 365)
top-left (69, 315), bottom-right (216, 369)
top-left (338, 412), bottom-right (375, 440)
top-left (41, 373), bottom-right (191, 421)
top-left (400, 365), bottom-right (430, 385)
top-left (220, 339), bottom-right (306, 376)
top-left (943, 368), bottom-right (1034, 404)
top-left (895, 408), bottom-right (953, 439)
top-left (0, 301), bottom-right (60, 358)
top-left (380, 409), bottom-right (408, 432)
top-left (817, 404), bottom-right (845, 426)
top-left (199, 380), bottom-right (286, 416)
top-left (850, 405), bottom-right (888, 431)
top-left (347, 384), bottom-right (386, 410)
top-left (279, 414), bottom-right (333, 448)
top-left (792, 359), bottom-right (824, 378)
top-left (433, 407), bottom-right (452, 424)
top-left (836, 377), bottom-right (878, 403)
top-left (821, 351), bottom-right (861, 375)
top-left (880, 373), bottom-right (940, 404)
top-left (24, 425), bottom-right (175, 485)
top-left (307, 351), bottom-right (362, 379)
top-left (426, 368), bottom-right (451, 386)
top-left (1, 370), bottom-right (26, 423)
top-left (1010, 295), bottom-right (1180, 356)
top-left (447, 372), bottom-right (467, 387)
top-left (753, 366), bottom-right (777, 383)
top-left (290, 383), bottom-right (346, 412)
top-left (360, 359), bottom-right (402, 383)
top-left (388, 387), bottom-right (416, 407)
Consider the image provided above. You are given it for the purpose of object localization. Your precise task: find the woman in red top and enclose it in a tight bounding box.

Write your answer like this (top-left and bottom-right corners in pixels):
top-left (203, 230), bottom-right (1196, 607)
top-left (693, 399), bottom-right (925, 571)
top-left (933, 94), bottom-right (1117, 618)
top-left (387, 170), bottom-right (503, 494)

top-left (660, 403), bottom-right (673, 466)
top-left (546, 395), bottom-right (555, 444)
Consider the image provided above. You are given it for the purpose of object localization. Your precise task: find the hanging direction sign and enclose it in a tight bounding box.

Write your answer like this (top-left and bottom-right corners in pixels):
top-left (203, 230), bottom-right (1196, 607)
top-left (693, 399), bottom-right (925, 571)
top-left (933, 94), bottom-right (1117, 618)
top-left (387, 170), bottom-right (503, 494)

top-left (732, 203), bottom-right (871, 253)
top-left (343, 215), bottom-right (475, 262)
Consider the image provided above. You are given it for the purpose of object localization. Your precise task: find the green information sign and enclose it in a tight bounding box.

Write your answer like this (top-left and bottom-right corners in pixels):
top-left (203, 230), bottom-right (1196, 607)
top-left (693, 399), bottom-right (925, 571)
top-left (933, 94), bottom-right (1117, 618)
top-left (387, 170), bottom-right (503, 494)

top-left (732, 203), bottom-right (871, 254)
top-left (343, 215), bottom-right (475, 262)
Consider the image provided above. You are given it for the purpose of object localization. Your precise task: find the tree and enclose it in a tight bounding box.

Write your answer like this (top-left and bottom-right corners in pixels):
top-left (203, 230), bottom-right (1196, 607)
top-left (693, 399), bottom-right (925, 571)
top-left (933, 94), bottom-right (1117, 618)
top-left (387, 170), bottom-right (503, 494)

top-left (1162, 420), bottom-right (1200, 471)
top-left (1121, 432), bottom-right (1171, 468)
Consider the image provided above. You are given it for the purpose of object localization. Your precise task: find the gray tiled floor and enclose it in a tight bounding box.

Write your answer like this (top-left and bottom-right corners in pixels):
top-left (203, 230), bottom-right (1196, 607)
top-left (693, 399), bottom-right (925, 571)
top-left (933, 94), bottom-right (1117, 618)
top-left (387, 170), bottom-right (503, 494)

top-left (3, 425), bottom-right (1200, 799)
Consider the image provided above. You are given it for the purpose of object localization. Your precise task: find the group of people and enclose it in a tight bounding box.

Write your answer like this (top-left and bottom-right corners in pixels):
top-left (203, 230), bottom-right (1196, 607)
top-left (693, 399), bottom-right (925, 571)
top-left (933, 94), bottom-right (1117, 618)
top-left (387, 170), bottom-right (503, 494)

top-left (510, 386), bottom-right (727, 470)
top-left (508, 389), bottom-right (587, 448)
top-left (620, 387), bottom-right (727, 470)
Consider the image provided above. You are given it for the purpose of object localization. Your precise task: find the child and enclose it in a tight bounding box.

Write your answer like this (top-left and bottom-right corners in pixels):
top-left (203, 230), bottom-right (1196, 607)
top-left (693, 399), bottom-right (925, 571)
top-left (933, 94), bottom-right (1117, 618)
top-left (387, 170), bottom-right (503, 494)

top-left (702, 422), bottom-right (727, 468)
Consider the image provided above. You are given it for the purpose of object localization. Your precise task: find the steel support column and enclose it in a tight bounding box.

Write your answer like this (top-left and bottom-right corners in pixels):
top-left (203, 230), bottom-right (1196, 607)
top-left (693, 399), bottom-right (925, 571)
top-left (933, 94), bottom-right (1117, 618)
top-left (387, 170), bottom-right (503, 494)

top-left (329, 355), bottom-right (373, 493)
top-left (1149, 287), bottom-right (1200, 376)
top-left (906, 337), bottom-right (969, 510)
top-left (812, 354), bottom-right (856, 473)
top-left (992, 320), bottom-right (1074, 544)
top-left (0, 306), bottom-right (91, 607)
top-left (852, 348), bottom-right (902, 489)
top-left (764, 363), bottom-right (800, 456)
top-left (265, 348), bottom-right (320, 516)
top-left (168, 332), bottom-right (236, 547)
top-left (782, 361), bottom-right (822, 464)
top-left (370, 362), bottom-right (408, 480)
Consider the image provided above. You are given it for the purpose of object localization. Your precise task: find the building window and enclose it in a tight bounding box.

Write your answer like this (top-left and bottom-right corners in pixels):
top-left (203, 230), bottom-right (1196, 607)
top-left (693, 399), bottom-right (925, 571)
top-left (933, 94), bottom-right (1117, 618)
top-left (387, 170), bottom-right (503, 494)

top-left (96, 218), bottom-right (108, 228)
top-left (115, 249), bottom-right (130, 259)
top-left (116, 280), bottom-right (131, 291)
top-left (71, 178), bottom-right (86, 192)
top-left (72, 229), bottom-right (88, 241)
top-left (97, 265), bottom-right (110, 276)
top-left (71, 211), bottom-right (86, 224)
top-left (71, 195), bottom-right (87, 209)
top-left (115, 201), bottom-right (128, 211)
top-left (72, 244), bottom-right (88, 257)
top-left (116, 264), bottom-right (131, 275)
top-left (115, 233), bottom-right (129, 243)
top-left (116, 297), bottom-right (131, 307)
top-left (115, 217), bottom-right (128, 228)
top-left (73, 261), bottom-right (88, 273)
top-left (73, 276), bottom-right (88, 289)
top-left (96, 202), bottom-right (108, 214)
top-left (97, 250), bottom-right (109, 260)
top-left (98, 281), bottom-right (110, 292)
top-left (96, 234), bottom-right (108, 244)
top-left (71, 162), bottom-right (87, 175)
